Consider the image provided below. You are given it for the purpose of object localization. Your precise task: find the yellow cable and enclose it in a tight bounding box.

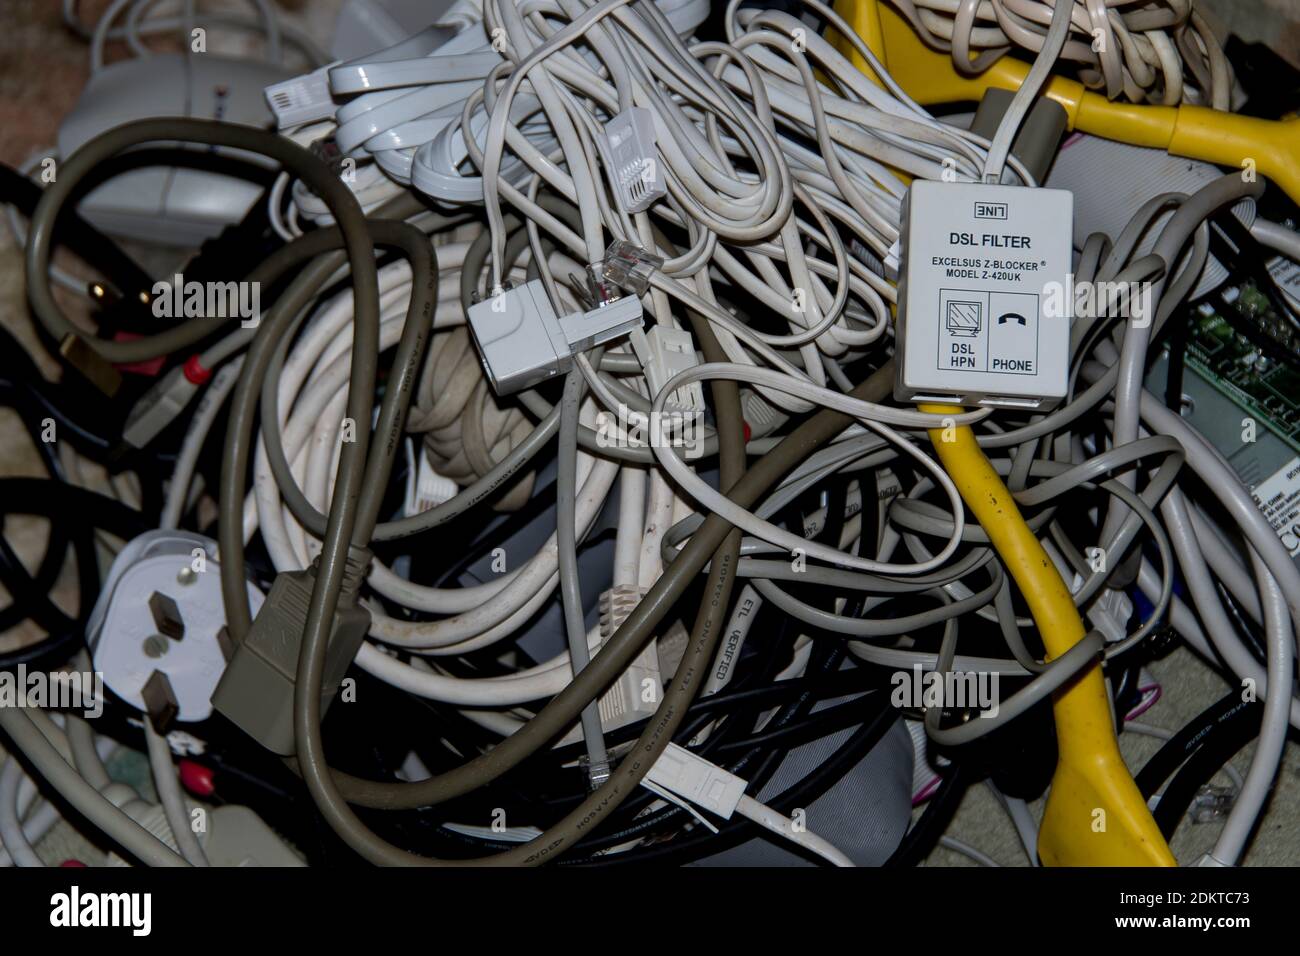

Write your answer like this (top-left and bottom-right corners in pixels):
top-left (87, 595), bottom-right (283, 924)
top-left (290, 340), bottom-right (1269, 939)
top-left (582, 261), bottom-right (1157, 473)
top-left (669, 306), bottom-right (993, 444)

top-left (920, 404), bottom-right (1175, 867)
top-left (830, 0), bottom-right (1300, 203)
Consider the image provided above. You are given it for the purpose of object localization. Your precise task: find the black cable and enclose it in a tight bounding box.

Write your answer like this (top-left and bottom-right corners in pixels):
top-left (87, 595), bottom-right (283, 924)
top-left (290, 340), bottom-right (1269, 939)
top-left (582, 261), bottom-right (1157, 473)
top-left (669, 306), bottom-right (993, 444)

top-left (0, 325), bottom-right (175, 467)
top-left (1217, 582), bottom-right (1270, 666)
top-left (710, 693), bottom-right (881, 754)
top-left (1150, 699), bottom-right (1262, 840)
top-left (0, 479), bottom-right (150, 672)
top-left (1134, 690), bottom-right (1257, 799)
top-left (885, 760), bottom-right (967, 867)
top-left (578, 699), bottom-right (898, 866)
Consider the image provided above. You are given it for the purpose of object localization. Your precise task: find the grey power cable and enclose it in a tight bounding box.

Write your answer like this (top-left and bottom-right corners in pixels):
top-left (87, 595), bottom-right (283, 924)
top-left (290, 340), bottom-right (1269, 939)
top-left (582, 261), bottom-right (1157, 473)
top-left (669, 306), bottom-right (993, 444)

top-left (218, 219), bottom-right (434, 637)
top-left (26, 120), bottom-right (384, 367)
top-left (218, 239), bottom-right (368, 638)
top-left (252, 221), bottom-right (437, 543)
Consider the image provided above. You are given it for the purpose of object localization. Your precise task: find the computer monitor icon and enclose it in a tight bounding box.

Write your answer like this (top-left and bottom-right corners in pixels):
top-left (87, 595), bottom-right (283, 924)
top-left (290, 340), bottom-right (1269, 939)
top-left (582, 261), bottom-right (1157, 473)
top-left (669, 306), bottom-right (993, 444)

top-left (946, 300), bottom-right (981, 336)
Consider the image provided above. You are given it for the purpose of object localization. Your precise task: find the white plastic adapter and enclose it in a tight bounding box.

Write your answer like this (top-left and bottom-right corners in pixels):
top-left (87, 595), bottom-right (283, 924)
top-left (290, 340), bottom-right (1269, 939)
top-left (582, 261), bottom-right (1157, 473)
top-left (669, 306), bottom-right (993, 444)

top-left (644, 743), bottom-right (747, 819)
top-left (465, 279), bottom-right (642, 395)
top-left (86, 531), bottom-right (264, 723)
top-left (895, 179), bottom-right (1073, 409)
top-left (643, 326), bottom-right (704, 415)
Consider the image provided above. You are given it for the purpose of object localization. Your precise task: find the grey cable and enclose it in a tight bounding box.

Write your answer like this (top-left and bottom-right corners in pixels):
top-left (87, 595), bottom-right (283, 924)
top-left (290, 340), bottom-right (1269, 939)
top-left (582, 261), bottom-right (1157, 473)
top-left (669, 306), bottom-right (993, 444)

top-left (924, 623), bottom-right (1105, 746)
top-left (1211, 549), bottom-right (1293, 865)
top-left (144, 721), bottom-right (209, 866)
top-left (26, 120), bottom-right (383, 366)
top-left (65, 710), bottom-right (110, 793)
top-left (0, 707), bottom-right (188, 867)
top-left (253, 221), bottom-right (436, 543)
top-left (557, 367), bottom-right (611, 779)
top-left (0, 757), bottom-right (42, 867)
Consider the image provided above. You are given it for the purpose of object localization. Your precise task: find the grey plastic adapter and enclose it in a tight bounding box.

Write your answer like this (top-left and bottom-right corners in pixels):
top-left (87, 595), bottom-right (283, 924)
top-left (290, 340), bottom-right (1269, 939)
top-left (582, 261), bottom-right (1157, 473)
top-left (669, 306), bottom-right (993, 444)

top-left (211, 547), bottom-right (372, 755)
top-left (465, 278), bottom-right (642, 395)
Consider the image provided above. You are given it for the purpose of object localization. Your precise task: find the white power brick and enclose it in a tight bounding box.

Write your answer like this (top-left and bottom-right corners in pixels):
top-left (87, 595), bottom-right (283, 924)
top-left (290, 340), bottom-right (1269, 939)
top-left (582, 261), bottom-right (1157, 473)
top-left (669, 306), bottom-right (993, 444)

top-left (895, 180), bottom-right (1074, 409)
top-left (86, 531), bottom-right (264, 723)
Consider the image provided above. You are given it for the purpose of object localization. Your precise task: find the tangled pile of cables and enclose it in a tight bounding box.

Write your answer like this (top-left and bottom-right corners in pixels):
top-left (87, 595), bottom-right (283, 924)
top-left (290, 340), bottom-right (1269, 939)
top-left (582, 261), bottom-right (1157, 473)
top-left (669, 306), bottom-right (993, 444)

top-left (888, 0), bottom-right (1231, 108)
top-left (1, 0), bottom-right (1298, 869)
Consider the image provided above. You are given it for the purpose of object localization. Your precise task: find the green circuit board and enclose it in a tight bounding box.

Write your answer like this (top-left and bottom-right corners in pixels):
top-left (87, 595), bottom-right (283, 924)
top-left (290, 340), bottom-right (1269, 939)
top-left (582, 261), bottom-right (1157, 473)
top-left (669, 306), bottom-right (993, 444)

top-left (1183, 298), bottom-right (1300, 454)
